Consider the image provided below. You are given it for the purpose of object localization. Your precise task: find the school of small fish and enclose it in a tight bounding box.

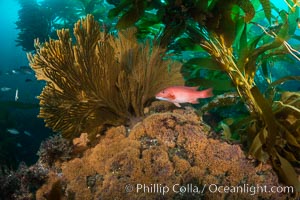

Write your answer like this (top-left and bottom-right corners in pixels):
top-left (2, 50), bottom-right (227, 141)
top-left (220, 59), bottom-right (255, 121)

top-left (6, 128), bottom-right (32, 136)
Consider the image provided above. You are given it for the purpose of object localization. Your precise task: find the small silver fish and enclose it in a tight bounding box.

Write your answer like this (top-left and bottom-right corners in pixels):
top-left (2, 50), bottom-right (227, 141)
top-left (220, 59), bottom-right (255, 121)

top-left (15, 89), bottom-right (19, 101)
top-left (0, 87), bottom-right (11, 92)
top-left (19, 66), bottom-right (33, 74)
top-left (11, 69), bottom-right (19, 74)
top-left (23, 131), bottom-right (32, 136)
top-left (6, 128), bottom-right (20, 135)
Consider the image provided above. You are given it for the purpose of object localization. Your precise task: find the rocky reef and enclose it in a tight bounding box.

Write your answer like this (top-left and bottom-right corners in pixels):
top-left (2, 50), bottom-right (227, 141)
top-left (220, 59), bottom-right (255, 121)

top-left (32, 102), bottom-right (294, 200)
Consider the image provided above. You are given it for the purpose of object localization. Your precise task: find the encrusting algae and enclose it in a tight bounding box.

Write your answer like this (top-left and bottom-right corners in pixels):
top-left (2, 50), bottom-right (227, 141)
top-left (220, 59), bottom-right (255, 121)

top-left (27, 15), bottom-right (184, 139)
top-left (35, 102), bottom-right (292, 200)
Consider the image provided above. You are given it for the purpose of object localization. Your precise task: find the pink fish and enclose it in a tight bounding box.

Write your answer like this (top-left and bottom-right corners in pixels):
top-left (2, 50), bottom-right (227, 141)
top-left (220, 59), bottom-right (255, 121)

top-left (155, 86), bottom-right (213, 107)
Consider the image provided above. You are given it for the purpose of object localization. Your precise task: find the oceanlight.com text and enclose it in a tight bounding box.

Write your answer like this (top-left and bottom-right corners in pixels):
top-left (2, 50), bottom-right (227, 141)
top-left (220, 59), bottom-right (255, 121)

top-left (124, 183), bottom-right (294, 196)
top-left (208, 184), bottom-right (294, 195)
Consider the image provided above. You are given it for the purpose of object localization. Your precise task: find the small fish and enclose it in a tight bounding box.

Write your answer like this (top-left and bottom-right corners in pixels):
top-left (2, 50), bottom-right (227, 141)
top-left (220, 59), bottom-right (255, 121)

top-left (0, 87), bottom-right (11, 92)
top-left (23, 130), bottom-right (32, 136)
top-left (6, 128), bottom-right (20, 135)
top-left (8, 66), bottom-right (33, 75)
top-left (25, 78), bottom-right (33, 82)
top-left (156, 86), bottom-right (213, 107)
top-left (18, 66), bottom-right (33, 75)
top-left (11, 69), bottom-right (19, 74)
top-left (15, 88), bottom-right (19, 101)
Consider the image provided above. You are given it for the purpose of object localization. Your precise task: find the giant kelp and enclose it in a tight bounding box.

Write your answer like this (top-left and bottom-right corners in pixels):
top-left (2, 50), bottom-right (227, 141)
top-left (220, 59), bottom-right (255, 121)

top-left (28, 15), bottom-right (183, 139)
top-left (184, 5), bottom-right (300, 191)
top-left (16, 0), bottom-right (114, 51)
top-left (16, 0), bottom-right (51, 51)
top-left (107, 0), bottom-right (271, 47)
top-left (195, 31), bottom-right (300, 190)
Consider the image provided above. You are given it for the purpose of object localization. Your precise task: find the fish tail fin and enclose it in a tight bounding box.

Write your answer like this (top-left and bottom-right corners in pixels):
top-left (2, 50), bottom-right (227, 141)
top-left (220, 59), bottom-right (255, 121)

top-left (198, 88), bottom-right (213, 98)
top-left (189, 88), bottom-right (213, 103)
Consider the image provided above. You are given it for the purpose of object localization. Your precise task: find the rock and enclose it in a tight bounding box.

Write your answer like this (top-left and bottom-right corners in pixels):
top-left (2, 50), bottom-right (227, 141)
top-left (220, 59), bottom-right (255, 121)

top-left (35, 106), bottom-right (294, 200)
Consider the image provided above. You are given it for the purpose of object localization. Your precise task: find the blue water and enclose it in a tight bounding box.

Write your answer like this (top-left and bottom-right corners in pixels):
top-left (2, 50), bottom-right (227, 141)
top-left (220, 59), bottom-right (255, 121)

top-left (0, 0), bottom-right (53, 168)
top-left (0, 0), bottom-right (28, 70)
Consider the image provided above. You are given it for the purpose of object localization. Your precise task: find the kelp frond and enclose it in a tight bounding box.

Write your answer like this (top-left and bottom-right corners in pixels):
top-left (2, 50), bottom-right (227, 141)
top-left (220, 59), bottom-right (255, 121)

top-left (284, 0), bottom-right (300, 12)
top-left (199, 32), bottom-right (300, 191)
top-left (258, 0), bottom-right (271, 23)
top-left (28, 15), bottom-right (183, 139)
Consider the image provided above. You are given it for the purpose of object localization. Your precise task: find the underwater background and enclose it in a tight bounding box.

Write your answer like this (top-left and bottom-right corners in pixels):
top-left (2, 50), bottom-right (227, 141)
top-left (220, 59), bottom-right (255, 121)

top-left (0, 0), bottom-right (300, 199)
top-left (0, 0), bottom-right (53, 169)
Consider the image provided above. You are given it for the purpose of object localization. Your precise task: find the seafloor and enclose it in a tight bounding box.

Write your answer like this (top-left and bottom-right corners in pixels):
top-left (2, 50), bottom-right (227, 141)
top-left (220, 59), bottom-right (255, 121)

top-left (25, 101), bottom-right (296, 200)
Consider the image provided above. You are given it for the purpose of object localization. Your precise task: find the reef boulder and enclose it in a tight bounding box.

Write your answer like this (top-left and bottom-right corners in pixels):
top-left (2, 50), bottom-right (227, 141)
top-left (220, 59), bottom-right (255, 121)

top-left (36, 103), bottom-right (292, 200)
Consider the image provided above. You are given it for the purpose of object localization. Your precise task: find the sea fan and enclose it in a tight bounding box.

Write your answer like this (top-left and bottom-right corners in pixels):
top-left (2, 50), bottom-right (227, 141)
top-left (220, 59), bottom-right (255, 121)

top-left (28, 15), bottom-right (184, 139)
